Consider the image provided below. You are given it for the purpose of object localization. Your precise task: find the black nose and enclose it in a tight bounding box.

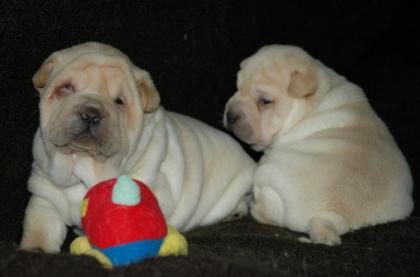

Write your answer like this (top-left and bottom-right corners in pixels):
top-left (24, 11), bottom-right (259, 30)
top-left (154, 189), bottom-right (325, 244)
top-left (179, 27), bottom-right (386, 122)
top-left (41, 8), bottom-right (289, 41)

top-left (226, 111), bottom-right (239, 125)
top-left (80, 107), bottom-right (101, 126)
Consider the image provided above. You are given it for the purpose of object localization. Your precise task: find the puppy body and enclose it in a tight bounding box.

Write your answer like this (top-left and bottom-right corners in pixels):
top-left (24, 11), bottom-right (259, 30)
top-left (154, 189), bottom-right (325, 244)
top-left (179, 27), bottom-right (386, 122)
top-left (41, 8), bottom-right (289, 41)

top-left (224, 45), bottom-right (413, 245)
top-left (21, 42), bottom-right (255, 252)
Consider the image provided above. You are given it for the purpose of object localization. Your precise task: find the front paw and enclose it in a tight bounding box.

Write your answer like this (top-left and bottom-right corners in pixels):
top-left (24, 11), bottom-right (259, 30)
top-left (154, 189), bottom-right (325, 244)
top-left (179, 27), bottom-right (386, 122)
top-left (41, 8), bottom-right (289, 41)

top-left (20, 232), bottom-right (61, 253)
top-left (20, 195), bottom-right (68, 253)
top-left (298, 229), bottom-right (341, 246)
top-left (307, 219), bottom-right (342, 246)
top-left (309, 228), bottom-right (342, 246)
top-left (306, 212), bottom-right (347, 246)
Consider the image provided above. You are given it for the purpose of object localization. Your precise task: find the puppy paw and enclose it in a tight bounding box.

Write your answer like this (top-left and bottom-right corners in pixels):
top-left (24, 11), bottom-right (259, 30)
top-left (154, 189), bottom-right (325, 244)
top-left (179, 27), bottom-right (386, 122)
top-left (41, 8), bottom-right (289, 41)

top-left (20, 232), bottom-right (61, 253)
top-left (309, 227), bottom-right (342, 246)
top-left (250, 186), bottom-right (285, 225)
top-left (297, 236), bottom-right (312, 244)
top-left (307, 213), bottom-right (346, 246)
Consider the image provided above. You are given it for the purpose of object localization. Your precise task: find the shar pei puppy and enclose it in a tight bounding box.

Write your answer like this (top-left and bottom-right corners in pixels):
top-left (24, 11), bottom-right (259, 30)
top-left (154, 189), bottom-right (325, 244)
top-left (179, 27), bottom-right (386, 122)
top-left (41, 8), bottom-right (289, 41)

top-left (224, 45), bottom-right (413, 245)
top-left (20, 42), bottom-right (255, 252)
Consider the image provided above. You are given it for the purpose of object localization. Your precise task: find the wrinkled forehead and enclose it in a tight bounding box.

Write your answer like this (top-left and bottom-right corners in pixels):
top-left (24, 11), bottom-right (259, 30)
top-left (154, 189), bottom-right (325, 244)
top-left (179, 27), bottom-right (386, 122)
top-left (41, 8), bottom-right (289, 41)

top-left (52, 54), bottom-right (133, 86)
top-left (58, 53), bottom-right (131, 75)
top-left (236, 63), bottom-right (285, 95)
top-left (43, 54), bottom-right (136, 99)
top-left (236, 51), bottom-right (309, 93)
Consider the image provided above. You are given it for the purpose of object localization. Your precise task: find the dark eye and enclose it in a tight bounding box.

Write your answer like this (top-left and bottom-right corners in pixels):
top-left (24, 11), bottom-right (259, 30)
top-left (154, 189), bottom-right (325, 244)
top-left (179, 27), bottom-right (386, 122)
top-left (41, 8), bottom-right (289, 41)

top-left (114, 97), bottom-right (124, 105)
top-left (257, 98), bottom-right (273, 106)
top-left (57, 83), bottom-right (75, 96)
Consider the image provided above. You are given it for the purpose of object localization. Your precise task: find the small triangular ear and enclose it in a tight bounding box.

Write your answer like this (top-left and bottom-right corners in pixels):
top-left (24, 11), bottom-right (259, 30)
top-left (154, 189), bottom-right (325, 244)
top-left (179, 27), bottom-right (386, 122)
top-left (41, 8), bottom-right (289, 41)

top-left (287, 64), bottom-right (318, 98)
top-left (32, 57), bottom-right (57, 93)
top-left (134, 68), bottom-right (161, 113)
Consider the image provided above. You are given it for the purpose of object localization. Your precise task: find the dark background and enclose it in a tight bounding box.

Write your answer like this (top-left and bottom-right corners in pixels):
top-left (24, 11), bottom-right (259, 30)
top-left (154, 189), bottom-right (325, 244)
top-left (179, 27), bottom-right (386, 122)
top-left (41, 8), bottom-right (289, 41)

top-left (0, 0), bottom-right (418, 244)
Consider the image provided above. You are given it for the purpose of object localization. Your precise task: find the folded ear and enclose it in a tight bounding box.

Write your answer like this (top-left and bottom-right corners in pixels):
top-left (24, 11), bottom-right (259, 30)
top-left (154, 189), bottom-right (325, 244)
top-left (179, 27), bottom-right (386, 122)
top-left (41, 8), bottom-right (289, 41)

top-left (287, 63), bottom-right (318, 98)
top-left (32, 56), bottom-right (57, 93)
top-left (134, 68), bottom-right (161, 113)
top-left (239, 57), bottom-right (250, 69)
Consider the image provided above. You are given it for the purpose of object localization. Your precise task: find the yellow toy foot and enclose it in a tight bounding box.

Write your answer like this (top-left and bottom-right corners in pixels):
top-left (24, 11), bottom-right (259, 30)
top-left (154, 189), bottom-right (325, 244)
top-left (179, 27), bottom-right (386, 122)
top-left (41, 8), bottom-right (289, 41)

top-left (158, 225), bottom-right (188, 257)
top-left (70, 236), bottom-right (92, 255)
top-left (70, 236), bottom-right (113, 268)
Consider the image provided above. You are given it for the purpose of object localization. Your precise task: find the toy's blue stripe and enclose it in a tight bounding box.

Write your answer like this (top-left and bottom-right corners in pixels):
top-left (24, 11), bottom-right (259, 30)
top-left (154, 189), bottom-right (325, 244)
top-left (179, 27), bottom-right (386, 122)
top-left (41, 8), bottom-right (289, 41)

top-left (96, 239), bottom-right (163, 266)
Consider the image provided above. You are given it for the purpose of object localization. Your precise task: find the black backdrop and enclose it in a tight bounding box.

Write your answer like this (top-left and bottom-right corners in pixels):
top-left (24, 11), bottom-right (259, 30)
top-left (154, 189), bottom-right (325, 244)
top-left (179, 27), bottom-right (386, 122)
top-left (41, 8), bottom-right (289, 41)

top-left (0, 1), bottom-right (418, 243)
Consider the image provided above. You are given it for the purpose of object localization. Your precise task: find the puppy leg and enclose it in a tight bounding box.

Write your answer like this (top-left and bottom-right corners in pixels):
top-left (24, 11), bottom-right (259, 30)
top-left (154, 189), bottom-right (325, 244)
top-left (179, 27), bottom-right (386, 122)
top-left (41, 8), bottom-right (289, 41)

top-left (201, 169), bottom-right (253, 225)
top-left (20, 196), bottom-right (67, 253)
top-left (306, 211), bottom-right (349, 246)
top-left (250, 186), bottom-right (285, 225)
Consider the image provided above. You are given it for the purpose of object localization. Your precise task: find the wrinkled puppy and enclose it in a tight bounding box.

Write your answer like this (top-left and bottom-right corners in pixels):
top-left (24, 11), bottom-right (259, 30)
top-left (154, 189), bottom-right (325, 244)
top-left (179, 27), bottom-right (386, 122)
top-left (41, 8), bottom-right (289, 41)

top-left (224, 45), bottom-right (413, 245)
top-left (21, 42), bottom-right (255, 252)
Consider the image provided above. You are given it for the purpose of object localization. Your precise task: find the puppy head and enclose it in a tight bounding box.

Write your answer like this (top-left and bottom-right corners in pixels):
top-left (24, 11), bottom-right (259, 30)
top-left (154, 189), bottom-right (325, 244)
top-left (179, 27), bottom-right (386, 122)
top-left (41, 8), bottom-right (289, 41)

top-left (224, 45), bottom-right (320, 151)
top-left (33, 42), bottom-right (160, 160)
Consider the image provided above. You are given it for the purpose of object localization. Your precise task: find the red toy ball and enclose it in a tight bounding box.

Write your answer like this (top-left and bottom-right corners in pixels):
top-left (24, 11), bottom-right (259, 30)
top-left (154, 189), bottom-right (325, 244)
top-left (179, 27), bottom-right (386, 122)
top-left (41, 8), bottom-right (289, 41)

top-left (81, 176), bottom-right (167, 249)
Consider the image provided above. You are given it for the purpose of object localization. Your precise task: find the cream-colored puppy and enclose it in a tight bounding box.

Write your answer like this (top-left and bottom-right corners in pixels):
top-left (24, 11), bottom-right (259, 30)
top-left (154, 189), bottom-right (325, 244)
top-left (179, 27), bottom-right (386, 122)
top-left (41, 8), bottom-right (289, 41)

top-left (20, 42), bottom-right (255, 252)
top-left (224, 45), bottom-right (413, 245)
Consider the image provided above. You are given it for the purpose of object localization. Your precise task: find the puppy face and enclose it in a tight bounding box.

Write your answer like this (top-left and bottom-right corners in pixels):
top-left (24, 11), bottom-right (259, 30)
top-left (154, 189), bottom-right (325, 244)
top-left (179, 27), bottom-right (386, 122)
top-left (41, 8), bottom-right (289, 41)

top-left (34, 42), bottom-right (160, 160)
top-left (224, 45), bottom-right (319, 151)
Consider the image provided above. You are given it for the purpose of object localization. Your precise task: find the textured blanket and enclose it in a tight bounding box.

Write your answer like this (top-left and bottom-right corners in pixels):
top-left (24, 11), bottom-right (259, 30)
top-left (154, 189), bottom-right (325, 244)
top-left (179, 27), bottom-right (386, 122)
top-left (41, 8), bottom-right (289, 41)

top-left (1, 216), bottom-right (419, 276)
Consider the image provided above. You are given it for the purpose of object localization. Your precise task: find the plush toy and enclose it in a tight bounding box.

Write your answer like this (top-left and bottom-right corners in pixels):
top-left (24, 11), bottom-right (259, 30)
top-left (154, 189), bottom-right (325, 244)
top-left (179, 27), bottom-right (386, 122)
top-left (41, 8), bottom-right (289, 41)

top-left (70, 175), bottom-right (188, 268)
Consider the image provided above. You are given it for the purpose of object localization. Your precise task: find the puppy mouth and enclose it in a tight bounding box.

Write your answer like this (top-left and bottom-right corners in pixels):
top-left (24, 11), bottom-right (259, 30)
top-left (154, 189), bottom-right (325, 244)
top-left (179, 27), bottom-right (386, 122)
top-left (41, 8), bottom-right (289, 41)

top-left (231, 123), bottom-right (255, 144)
top-left (49, 116), bottom-right (120, 159)
top-left (55, 131), bottom-right (117, 159)
top-left (230, 123), bottom-right (270, 151)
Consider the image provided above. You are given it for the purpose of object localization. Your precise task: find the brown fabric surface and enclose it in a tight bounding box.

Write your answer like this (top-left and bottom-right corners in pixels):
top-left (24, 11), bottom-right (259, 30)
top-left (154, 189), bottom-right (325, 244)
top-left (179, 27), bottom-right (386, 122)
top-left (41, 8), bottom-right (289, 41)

top-left (1, 216), bottom-right (420, 276)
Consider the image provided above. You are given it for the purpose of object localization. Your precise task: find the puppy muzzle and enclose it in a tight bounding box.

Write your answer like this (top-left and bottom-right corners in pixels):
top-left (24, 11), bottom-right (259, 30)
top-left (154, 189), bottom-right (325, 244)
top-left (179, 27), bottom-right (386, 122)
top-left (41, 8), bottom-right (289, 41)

top-left (224, 107), bottom-right (255, 144)
top-left (47, 98), bottom-right (120, 158)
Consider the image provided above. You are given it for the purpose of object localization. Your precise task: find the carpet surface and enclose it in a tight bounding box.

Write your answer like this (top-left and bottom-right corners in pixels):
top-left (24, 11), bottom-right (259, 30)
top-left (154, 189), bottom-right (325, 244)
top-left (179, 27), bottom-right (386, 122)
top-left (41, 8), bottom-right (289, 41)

top-left (1, 216), bottom-right (420, 276)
